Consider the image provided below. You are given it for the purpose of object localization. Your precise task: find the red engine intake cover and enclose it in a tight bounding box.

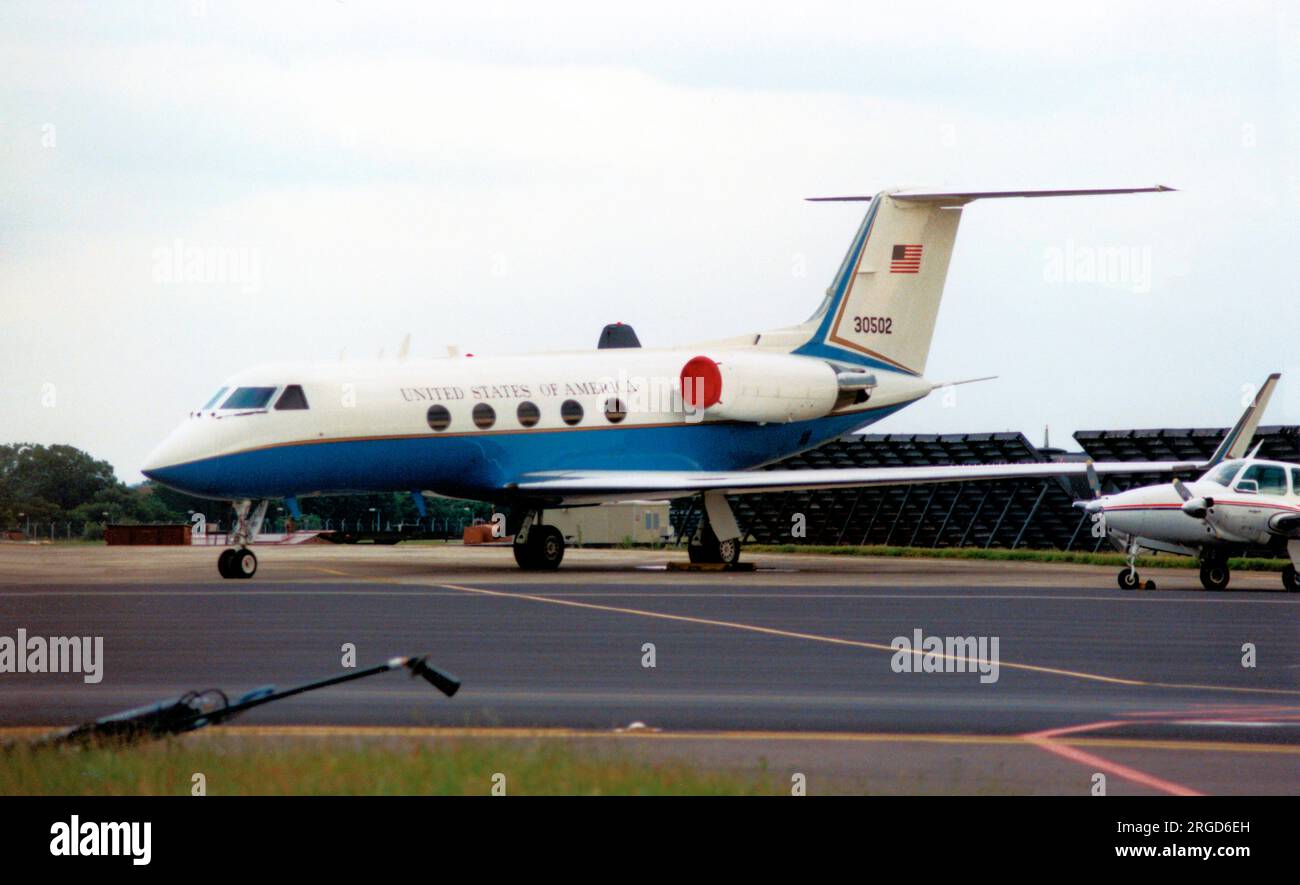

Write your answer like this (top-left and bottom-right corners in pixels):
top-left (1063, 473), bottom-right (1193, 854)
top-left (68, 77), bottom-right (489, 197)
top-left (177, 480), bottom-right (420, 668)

top-left (680, 356), bottom-right (722, 409)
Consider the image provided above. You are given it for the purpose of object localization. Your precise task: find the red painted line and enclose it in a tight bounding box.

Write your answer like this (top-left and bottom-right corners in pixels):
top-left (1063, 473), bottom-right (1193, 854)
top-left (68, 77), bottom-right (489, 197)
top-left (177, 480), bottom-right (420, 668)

top-left (1103, 501), bottom-right (1300, 513)
top-left (1021, 721), bottom-right (1205, 796)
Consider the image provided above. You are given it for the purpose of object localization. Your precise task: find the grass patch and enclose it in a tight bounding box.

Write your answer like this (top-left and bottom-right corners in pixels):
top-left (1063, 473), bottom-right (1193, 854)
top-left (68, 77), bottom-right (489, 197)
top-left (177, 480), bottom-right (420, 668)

top-left (746, 544), bottom-right (1288, 572)
top-left (0, 736), bottom-right (776, 796)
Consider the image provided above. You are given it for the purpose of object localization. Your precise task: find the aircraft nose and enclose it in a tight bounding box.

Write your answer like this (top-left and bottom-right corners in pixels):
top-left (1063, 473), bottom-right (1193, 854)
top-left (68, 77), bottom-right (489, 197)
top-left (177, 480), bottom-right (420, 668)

top-left (141, 420), bottom-right (210, 488)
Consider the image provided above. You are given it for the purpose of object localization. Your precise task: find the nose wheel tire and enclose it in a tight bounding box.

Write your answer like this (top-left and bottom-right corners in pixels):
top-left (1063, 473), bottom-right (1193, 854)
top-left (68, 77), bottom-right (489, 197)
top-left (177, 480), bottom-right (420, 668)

top-left (218, 547), bottom-right (257, 580)
top-left (1282, 564), bottom-right (1299, 593)
top-left (1117, 569), bottom-right (1140, 590)
top-left (1199, 563), bottom-right (1230, 592)
top-left (513, 525), bottom-right (564, 570)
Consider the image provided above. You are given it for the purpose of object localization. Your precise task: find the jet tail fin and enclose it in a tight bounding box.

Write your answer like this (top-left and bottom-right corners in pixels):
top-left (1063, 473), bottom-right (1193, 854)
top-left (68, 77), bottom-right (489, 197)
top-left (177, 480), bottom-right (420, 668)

top-left (1205, 373), bottom-right (1280, 467)
top-left (791, 185), bottom-right (1174, 376)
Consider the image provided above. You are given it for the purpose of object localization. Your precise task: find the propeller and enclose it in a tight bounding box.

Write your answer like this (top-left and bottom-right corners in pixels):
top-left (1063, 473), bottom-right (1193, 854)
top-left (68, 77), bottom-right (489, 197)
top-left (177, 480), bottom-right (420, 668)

top-left (1072, 460), bottom-right (1105, 513)
top-left (1172, 478), bottom-right (1216, 521)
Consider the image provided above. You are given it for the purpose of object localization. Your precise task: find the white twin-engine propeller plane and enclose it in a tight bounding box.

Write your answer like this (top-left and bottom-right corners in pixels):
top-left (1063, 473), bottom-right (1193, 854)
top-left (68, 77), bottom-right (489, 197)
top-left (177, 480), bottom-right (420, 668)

top-left (1079, 373), bottom-right (1300, 593)
top-left (143, 185), bottom-right (1184, 579)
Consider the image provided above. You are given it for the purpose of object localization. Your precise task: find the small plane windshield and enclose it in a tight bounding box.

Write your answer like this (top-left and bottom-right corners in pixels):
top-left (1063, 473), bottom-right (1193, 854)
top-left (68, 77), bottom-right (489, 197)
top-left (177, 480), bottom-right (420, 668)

top-left (1203, 460), bottom-right (1244, 487)
top-left (221, 386), bottom-right (277, 410)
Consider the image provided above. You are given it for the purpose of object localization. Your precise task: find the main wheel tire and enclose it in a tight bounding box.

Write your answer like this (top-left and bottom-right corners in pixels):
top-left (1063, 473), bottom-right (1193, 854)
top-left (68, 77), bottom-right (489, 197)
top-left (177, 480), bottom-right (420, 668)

top-left (233, 548), bottom-right (258, 579)
top-left (1282, 564), bottom-right (1300, 593)
top-left (689, 522), bottom-right (742, 565)
top-left (513, 526), bottom-right (564, 570)
top-left (717, 535), bottom-right (741, 566)
top-left (688, 538), bottom-right (720, 564)
top-left (1199, 563), bottom-right (1230, 592)
top-left (1117, 569), bottom-right (1139, 590)
top-left (218, 548), bottom-right (237, 579)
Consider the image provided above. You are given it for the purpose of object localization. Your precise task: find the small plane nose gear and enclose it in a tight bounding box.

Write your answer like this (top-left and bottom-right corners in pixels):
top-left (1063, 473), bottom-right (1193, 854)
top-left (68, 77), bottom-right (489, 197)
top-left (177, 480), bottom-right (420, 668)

top-left (1116, 538), bottom-right (1152, 590)
top-left (511, 509), bottom-right (565, 570)
top-left (218, 499), bottom-right (267, 580)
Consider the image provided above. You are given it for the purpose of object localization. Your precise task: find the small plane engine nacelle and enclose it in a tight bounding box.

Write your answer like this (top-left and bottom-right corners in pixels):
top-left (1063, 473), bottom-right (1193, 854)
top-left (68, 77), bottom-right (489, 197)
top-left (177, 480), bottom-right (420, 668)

top-left (1267, 511), bottom-right (1300, 537)
top-left (679, 353), bottom-right (863, 423)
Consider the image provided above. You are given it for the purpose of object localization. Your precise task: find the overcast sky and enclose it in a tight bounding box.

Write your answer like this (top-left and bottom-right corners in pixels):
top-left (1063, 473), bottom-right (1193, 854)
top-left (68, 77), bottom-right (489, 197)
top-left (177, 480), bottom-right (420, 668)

top-left (3, 2), bottom-right (1299, 483)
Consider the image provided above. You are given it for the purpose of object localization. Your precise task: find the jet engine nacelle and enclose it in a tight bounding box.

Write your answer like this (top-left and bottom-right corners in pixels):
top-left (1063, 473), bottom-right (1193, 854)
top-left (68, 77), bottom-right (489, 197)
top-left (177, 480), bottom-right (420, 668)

top-left (679, 352), bottom-right (855, 424)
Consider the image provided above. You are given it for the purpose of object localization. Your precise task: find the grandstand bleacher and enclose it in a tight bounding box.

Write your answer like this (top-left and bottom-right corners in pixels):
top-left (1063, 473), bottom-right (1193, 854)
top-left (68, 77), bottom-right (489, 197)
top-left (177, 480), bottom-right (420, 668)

top-left (669, 425), bottom-right (1300, 552)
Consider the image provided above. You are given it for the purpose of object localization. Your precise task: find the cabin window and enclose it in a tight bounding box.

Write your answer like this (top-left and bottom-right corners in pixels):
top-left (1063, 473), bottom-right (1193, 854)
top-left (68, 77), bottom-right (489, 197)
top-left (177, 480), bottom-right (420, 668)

top-left (1239, 464), bottom-right (1287, 496)
top-left (201, 387), bottom-right (228, 410)
top-left (517, 401), bottom-right (540, 428)
top-left (274, 385), bottom-right (309, 411)
top-left (221, 387), bottom-right (277, 410)
top-left (604, 397), bottom-right (628, 424)
top-left (560, 399), bottom-right (584, 426)
top-left (472, 403), bottom-right (496, 429)
top-left (1291, 468), bottom-right (1300, 495)
top-left (426, 404), bottom-right (451, 432)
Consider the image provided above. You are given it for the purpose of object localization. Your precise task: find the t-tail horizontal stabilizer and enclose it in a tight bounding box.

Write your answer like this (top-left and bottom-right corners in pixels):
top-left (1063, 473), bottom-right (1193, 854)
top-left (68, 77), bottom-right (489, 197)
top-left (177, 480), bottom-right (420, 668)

top-left (793, 185), bottom-right (1174, 376)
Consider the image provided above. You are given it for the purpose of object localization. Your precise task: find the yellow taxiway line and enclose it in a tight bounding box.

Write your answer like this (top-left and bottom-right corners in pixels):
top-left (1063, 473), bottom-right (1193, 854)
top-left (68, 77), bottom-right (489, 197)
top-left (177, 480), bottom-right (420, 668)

top-left (437, 582), bottom-right (1300, 697)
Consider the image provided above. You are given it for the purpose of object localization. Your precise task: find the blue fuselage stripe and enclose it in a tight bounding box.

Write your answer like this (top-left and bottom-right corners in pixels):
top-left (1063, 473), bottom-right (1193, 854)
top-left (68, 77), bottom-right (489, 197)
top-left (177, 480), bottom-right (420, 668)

top-left (146, 402), bottom-right (914, 500)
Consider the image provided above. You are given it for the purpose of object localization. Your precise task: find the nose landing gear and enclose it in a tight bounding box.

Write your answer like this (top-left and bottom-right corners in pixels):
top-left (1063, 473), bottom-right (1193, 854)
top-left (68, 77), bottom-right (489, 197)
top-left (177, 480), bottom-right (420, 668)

top-left (217, 499), bottom-right (267, 580)
top-left (217, 547), bottom-right (258, 579)
top-left (1116, 539), bottom-right (1155, 590)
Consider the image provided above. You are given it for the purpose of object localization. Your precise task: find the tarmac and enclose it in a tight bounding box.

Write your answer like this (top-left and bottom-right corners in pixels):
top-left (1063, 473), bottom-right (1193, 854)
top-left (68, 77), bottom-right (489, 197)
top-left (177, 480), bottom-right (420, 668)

top-left (0, 542), bottom-right (1295, 795)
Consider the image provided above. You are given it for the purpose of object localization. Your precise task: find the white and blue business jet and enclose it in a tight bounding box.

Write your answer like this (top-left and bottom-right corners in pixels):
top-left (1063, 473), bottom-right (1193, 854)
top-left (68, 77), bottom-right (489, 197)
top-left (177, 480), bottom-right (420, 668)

top-left (143, 185), bottom-right (1179, 579)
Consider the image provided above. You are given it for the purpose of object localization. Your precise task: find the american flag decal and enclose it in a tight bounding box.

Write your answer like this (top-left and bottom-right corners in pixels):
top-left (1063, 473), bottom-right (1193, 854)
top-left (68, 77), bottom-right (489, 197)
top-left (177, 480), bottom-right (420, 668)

top-left (890, 244), bottom-right (923, 273)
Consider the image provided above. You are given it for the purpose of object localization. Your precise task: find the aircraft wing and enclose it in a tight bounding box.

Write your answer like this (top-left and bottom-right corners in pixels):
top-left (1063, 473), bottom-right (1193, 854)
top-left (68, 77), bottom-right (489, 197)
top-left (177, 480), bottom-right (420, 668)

top-left (508, 460), bottom-right (1203, 504)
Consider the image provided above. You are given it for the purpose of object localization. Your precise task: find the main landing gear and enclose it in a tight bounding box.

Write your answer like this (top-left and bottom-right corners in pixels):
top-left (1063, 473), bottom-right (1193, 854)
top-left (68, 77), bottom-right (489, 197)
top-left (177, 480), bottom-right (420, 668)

top-left (1198, 555), bottom-right (1231, 592)
top-left (1283, 564), bottom-right (1300, 593)
top-left (512, 510), bottom-right (565, 570)
top-left (687, 491), bottom-right (743, 566)
top-left (217, 499), bottom-right (267, 580)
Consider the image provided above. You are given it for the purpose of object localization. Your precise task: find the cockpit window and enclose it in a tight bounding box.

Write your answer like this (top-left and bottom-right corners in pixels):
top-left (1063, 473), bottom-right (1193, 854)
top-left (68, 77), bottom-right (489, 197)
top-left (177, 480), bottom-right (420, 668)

top-left (274, 385), bottom-right (309, 411)
top-left (221, 386), bottom-right (277, 410)
top-left (201, 387), bottom-right (228, 410)
top-left (1239, 464), bottom-right (1288, 496)
top-left (1203, 461), bottom-right (1244, 487)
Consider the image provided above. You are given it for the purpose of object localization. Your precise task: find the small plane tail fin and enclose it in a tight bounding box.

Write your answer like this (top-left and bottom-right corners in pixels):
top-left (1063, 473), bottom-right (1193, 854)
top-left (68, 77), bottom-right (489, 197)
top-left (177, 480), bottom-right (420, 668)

top-left (1205, 373), bottom-right (1280, 467)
